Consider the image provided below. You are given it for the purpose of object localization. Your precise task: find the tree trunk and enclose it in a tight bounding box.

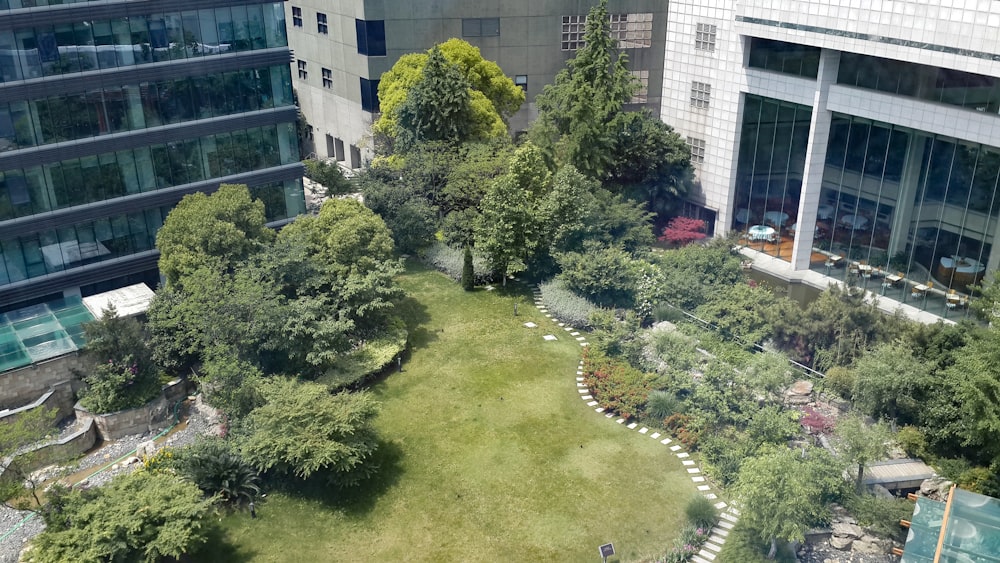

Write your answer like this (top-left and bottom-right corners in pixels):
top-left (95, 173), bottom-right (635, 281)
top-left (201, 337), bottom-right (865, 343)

top-left (767, 537), bottom-right (778, 559)
top-left (855, 462), bottom-right (865, 494)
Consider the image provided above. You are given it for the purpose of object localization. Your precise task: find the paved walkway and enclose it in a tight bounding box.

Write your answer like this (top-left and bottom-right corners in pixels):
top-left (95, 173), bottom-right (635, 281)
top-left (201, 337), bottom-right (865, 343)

top-left (525, 281), bottom-right (740, 562)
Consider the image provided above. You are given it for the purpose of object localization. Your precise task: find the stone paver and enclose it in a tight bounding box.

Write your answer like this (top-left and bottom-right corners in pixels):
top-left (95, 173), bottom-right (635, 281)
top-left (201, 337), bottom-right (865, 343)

top-left (578, 389), bottom-right (588, 394)
top-left (687, 468), bottom-right (701, 474)
top-left (677, 452), bottom-right (690, 458)
top-left (580, 342), bottom-right (589, 346)
top-left (704, 493), bottom-right (717, 500)
top-left (704, 542), bottom-right (722, 553)
top-left (697, 485), bottom-right (711, 491)
top-left (651, 432), bottom-right (661, 439)
top-left (709, 534), bottom-right (726, 545)
top-left (570, 332), bottom-right (580, 336)
top-left (669, 445), bottom-right (682, 451)
top-left (711, 527), bottom-right (729, 537)
top-left (575, 336), bottom-right (586, 341)
top-left (660, 438), bottom-right (672, 444)
top-left (638, 427), bottom-right (648, 434)
top-left (523, 322), bottom-right (537, 328)
top-left (692, 556), bottom-right (712, 563)
top-left (581, 395), bottom-right (592, 400)
top-left (720, 512), bottom-right (738, 522)
top-left (616, 419), bottom-right (625, 424)
top-left (682, 460), bottom-right (696, 466)
top-left (696, 550), bottom-right (716, 561)
top-left (691, 476), bottom-right (705, 482)
top-left (576, 377), bottom-right (584, 381)
top-left (626, 422), bottom-right (638, 429)
top-left (543, 334), bottom-right (557, 341)
top-left (714, 502), bottom-right (728, 510)
top-left (717, 520), bottom-right (734, 530)
top-left (595, 407), bottom-right (604, 413)
top-left (587, 401), bottom-right (598, 406)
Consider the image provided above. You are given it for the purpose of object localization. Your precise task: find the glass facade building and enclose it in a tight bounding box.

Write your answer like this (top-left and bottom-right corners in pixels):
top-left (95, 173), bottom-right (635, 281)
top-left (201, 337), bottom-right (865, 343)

top-left (0, 0), bottom-right (304, 308)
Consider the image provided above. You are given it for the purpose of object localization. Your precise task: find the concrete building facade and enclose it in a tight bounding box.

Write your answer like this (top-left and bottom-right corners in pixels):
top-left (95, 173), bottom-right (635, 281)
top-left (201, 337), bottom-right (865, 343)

top-left (0, 0), bottom-right (305, 310)
top-left (663, 0), bottom-right (1000, 316)
top-left (287, 0), bottom-right (668, 167)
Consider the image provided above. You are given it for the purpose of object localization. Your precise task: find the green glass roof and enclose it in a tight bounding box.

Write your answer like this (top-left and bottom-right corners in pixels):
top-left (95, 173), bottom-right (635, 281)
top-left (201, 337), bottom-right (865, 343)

top-left (0, 296), bottom-right (92, 373)
top-left (902, 488), bottom-right (1000, 563)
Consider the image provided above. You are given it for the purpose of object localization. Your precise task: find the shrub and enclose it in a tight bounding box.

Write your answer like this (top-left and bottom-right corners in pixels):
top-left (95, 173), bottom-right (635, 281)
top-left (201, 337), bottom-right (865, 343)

top-left (173, 437), bottom-right (260, 506)
top-left (420, 242), bottom-right (492, 284)
top-left (823, 366), bottom-right (855, 399)
top-left (557, 245), bottom-right (640, 308)
top-left (685, 495), bottom-right (718, 529)
top-left (716, 521), bottom-right (796, 563)
top-left (538, 278), bottom-right (598, 328)
top-left (659, 216), bottom-right (707, 247)
top-left (461, 246), bottom-right (474, 291)
top-left (896, 425), bottom-right (928, 459)
top-left (664, 413), bottom-right (700, 448)
top-left (582, 349), bottom-right (653, 420)
top-left (843, 494), bottom-right (913, 542)
top-left (303, 158), bottom-right (352, 196)
top-left (799, 406), bottom-right (835, 435)
top-left (647, 390), bottom-right (682, 420)
top-left (79, 356), bottom-right (161, 414)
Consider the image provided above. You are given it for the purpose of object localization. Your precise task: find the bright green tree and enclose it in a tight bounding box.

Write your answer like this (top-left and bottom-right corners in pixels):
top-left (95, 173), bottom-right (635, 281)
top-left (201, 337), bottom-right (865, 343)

top-left (529, 0), bottom-right (638, 177)
top-left (851, 341), bottom-right (929, 427)
top-left (834, 414), bottom-right (894, 494)
top-left (733, 445), bottom-right (846, 559)
top-left (375, 39), bottom-right (524, 147)
top-left (28, 471), bottom-right (213, 563)
top-left (238, 378), bottom-right (380, 484)
top-left (946, 325), bottom-right (1000, 464)
top-left (155, 183), bottom-right (274, 287)
top-left (0, 407), bottom-right (57, 511)
top-left (396, 46), bottom-right (476, 147)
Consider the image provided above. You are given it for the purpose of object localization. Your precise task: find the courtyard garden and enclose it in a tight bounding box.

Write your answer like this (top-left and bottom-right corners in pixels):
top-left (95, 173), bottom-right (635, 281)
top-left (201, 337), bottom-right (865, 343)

top-left (200, 262), bottom-right (696, 562)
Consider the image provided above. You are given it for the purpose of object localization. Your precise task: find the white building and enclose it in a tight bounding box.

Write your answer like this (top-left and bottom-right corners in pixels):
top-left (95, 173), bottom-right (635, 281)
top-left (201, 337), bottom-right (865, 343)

top-left (663, 0), bottom-right (1000, 316)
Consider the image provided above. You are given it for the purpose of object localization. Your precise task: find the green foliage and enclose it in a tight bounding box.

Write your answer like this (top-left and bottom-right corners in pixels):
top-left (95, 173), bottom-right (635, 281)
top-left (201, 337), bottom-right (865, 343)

top-left (419, 241), bottom-right (492, 284)
top-left (79, 305), bottom-right (160, 414)
top-left (375, 39), bottom-right (523, 149)
top-left (197, 347), bottom-right (265, 420)
top-left (537, 278), bottom-right (598, 328)
top-left (741, 352), bottom-right (794, 400)
top-left (607, 111), bottom-right (692, 214)
top-left (0, 406), bottom-right (57, 510)
top-left (396, 46), bottom-right (476, 148)
top-left (654, 239), bottom-right (745, 310)
top-left (29, 471), bottom-right (213, 563)
top-left (557, 245), bottom-right (640, 308)
top-left (581, 348), bottom-right (653, 420)
top-left (695, 281), bottom-right (778, 348)
top-left (851, 341), bottom-right (929, 425)
top-left (645, 329), bottom-right (700, 374)
top-left (944, 324), bottom-right (1000, 464)
top-left (834, 414), bottom-right (894, 493)
top-left (238, 378), bottom-right (380, 484)
top-left (716, 521), bottom-right (796, 563)
top-left (746, 406), bottom-right (800, 445)
top-left (461, 246), bottom-right (474, 291)
top-left (319, 317), bottom-right (408, 390)
top-left (529, 0), bottom-right (637, 176)
top-left (733, 445), bottom-right (846, 552)
top-left (823, 366), bottom-right (856, 399)
top-left (172, 437), bottom-right (260, 506)
top-left (700, 427), bottom-right (756, 487)
top-left (589, 309), bottom-right (646, 365)
top-left (646, 390), bottom-right (683, 420)
top-left (156, 183), bottom-right (274, 288)
top-left (842, 494), bottom-right (913, 542)
top-left (361, 171), bottom-right (437, 253)
top-left (685, 495), bottom-right (718, 529)
top-left (303, 159), bottom-right (352, 196)
top-left (896, 425), bottom-right (928, 459)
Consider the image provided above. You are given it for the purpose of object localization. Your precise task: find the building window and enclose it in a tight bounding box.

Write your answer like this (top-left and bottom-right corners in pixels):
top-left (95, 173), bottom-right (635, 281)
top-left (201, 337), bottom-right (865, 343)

top-left (291, 7), bottom-right (302, 28)
top-left (687, 137), bottom-right (706, 164)
top-left (691, 81), bottom-right (711, 109)
top-left (297, 60), bottom-right (307, 80)
top-left (317, 12), bottom-right (328, 34)
top-left (561, 15), bottom-right (586, 51)
top-left (356, 19), bottom-right (386, 56)
top-left (695, 23), bottom-right (716, 52)
top-left (514, 75), bottom-right (528, 94)
top-left (322, 68), bottom-right (332, 88)
top-left (630, 70), bottom-right (649, 103)
top-left (610, 13), bottom-right (653, 49)
top-left (462, 18), bottom-right (500, 37)
top-left (563, 13), bottom-right (653, 51)
top-left (360, 78), bottom-right (380, 112)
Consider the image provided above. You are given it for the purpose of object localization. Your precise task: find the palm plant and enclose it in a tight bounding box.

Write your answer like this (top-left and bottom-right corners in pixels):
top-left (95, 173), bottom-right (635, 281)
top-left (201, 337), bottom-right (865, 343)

top-left (176, 437), bottom-right (260, 506)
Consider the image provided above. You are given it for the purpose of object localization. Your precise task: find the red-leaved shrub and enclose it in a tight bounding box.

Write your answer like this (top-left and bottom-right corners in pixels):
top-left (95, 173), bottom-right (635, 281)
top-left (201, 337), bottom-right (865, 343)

top-left (658, 217), bottom-right (707, 247)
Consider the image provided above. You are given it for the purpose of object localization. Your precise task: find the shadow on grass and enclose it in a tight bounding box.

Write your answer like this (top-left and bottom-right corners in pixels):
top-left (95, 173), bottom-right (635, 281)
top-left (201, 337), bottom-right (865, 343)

top-left (189, 520), bottom-right (258, 562)
top-left (267, 438), bottom-right (404, 518)
top-left (396, 293), bottom-right (435, 352)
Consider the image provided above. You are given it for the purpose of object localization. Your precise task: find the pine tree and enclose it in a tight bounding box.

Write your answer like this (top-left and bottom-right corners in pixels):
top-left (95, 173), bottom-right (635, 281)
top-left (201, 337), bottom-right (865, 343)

top-left (461, 246), bottom-right (475, 291)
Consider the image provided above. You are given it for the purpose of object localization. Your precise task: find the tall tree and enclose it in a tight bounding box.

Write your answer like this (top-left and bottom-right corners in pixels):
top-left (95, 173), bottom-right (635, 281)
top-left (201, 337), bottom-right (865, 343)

top-left (733, 445), bottom-right (845, 559)
top-left (529, 0), bottom-right (638, 177)
top-left (607, 111), bottom-right (692, 214)
top-left (852, 341), bottom-right (929, 428)
top-left (396, 46), bottom-right (476, 147)
top-left (155, 183), bottom-right (274, 288)
top-left (946, 324), bottom-right (1000, 464)
top-left (834, 414), bottom-right (894, 494)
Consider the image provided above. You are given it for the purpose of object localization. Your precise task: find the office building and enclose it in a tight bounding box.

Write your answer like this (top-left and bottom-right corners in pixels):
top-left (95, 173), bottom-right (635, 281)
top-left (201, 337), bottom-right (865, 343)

top-left (286, 0), bottom-right (667, 167)
top-left (0, 0), bottom-right (305, 309)
top-left (664, 0), bottom-right (1000, 315)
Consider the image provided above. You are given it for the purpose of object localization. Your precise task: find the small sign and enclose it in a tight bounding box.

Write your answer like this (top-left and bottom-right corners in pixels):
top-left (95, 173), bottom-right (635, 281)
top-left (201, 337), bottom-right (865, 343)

top-left (599, 543), bottom-right (615, 560)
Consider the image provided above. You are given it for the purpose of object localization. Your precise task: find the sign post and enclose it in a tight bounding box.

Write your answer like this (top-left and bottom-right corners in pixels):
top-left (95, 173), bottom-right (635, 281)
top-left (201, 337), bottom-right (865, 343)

top-left (599, 543), bottom-right (615, 563)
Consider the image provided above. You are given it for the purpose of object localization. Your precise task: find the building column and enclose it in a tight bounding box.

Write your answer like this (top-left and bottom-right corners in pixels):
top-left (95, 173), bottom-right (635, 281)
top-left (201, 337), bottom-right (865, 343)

top-left (790, 49), bottom-right (840, 270)
top-left (887, 134), bottom-right (927, 258)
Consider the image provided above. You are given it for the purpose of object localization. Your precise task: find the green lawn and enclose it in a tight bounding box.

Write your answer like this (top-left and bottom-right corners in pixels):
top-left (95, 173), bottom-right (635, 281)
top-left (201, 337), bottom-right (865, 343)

top-left (206, 263), bottom-right (695, 562)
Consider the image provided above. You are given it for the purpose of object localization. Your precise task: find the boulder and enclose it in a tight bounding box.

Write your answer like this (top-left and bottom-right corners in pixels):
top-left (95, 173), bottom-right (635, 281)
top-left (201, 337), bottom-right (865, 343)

top-left (136, 440), bottom-right (159, 460)
top-left (829, 535), bottom-right (854, 550)
top-left (920, 476), bottom-right (954, 500)
top-left (832, 522), bottom-right (864, 539)
top-left (124, 456), bottom-right (141, 466)
top-left (852, 535), bottom-right (889, 554)
top-left (785, 380), bottom-right (814, 404)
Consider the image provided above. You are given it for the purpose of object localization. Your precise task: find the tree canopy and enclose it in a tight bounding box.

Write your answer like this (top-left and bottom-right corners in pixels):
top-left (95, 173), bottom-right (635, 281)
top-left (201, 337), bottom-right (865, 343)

top-left (375, 39), bottom-right (524, 149)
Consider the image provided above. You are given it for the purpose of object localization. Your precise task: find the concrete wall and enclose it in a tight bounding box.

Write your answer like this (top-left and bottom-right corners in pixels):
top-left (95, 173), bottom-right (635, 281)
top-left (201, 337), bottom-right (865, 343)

top-left (0, 353), bottom-right (85, 411)
top-left (0, 419), bottom-right (98, 485)
top-left (74, 379), bottom-right (187, 441)
top-left (0, 380), bottom-right (77, 425)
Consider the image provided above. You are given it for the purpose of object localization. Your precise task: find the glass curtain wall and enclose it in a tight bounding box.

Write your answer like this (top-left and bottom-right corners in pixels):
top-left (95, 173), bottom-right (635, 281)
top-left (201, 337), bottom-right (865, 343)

top-left (732, 94), bottom-right (812, 260)
top-left (811, 112), bottom-right (1000, 317)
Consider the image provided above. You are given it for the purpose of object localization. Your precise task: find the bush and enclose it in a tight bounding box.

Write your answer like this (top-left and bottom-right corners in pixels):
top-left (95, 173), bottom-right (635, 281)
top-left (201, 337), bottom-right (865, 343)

top-left (461, 246), bottom-right (474, 291)
top-left (896, 425), bottom-right (928, 459)
top-left (171, 437), bottom-right (260, 506)
top-left (685, 495), bottom-right (718, 529)
top-left (581, 349), bottom-right (653, 420)
top-left (538, 278), bottom-right (598, 328)
top-left (557, 245), bottom-right (639, 308)
top-left (664, 413), bottom-right (700, 449)
top-left (304, 158), bottom-right (352, 196)
top-left (823, 366), bottom-right (855, 399)
top-left (79, 356), bottom-right (161, 414)
top-left (716, 521), bottom-right (796, 563)
top-left (420, 242), bottom-right (492, 284)
top-left (647, 390), bottom-right (682, 420)
top-left (843, 494), bottom-right (913, 542)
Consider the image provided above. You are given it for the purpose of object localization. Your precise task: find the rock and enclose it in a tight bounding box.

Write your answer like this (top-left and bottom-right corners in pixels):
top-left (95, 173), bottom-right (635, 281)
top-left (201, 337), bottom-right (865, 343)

top-left (872, 484), bottom-right (895, 499)
top-left (920, 476), bottom-right (954, 500)
top-left (830, 535), bottom-right (854, 550)
top-left (785, 380), bottom-right (814, 404)
top-left (851, 538), bottom-right (884, 554)
top-left (832, 522), bottom-right (864, 539)
top-left (649, 321), bottom-right (677, 333)
top-left (124, 456), bottom-right (140, 466)
top-left (135, 440), bottom-right (158, 460)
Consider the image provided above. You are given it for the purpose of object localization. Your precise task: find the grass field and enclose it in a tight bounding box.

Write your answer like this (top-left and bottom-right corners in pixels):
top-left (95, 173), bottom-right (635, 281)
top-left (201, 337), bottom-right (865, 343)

top-left (205, 263), bottom-right (695, 562)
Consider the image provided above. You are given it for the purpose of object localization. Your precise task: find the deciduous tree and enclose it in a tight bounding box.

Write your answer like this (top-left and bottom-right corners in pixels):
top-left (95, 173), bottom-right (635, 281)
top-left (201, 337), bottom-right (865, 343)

top-left (834, 414), bottom-right (894, 494)
top-left (851, 341), bottom-right (928, 427)
top-left (0, 407), bottom-right (57, 511)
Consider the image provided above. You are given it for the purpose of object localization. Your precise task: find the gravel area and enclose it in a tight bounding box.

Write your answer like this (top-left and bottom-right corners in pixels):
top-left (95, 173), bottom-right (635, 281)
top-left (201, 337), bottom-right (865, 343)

top-left (799, 544), bottom-right (898, 563)
top-left (0, 397), bottom-right (219, 562)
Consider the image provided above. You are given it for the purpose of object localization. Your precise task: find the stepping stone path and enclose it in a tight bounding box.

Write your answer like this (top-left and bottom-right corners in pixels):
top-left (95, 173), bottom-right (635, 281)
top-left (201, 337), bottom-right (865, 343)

top-left (527, 281), bottom-right (741, 562)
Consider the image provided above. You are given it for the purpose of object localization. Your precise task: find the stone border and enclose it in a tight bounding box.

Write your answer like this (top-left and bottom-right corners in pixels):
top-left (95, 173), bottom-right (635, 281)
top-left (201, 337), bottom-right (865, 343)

top-left (527, 281), bottom-right (741, 563)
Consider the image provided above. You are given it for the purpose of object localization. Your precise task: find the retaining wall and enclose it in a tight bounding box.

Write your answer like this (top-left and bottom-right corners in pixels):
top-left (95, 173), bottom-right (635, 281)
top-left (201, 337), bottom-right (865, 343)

top-left (74, 379), bottom-right (187, 441)
top-left (0, 353), bottom-right (86, 411)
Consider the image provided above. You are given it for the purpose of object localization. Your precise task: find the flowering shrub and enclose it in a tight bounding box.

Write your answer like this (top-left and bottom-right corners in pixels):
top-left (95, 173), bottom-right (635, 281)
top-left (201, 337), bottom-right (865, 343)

top-left (645, 525), bottom-right (710, 563)
top-left (659, 217), bottom-right (707, 247)
top-left (800, 406), bottom-right (835, 435)
top-left (582, 348), bottom-right (653, 420)
top-left (538, 279), bottom-right (597, 328)
top-left (79, 354), bottom-right (160, 414)
top-left (663, 413), bottom-right (700, 448)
